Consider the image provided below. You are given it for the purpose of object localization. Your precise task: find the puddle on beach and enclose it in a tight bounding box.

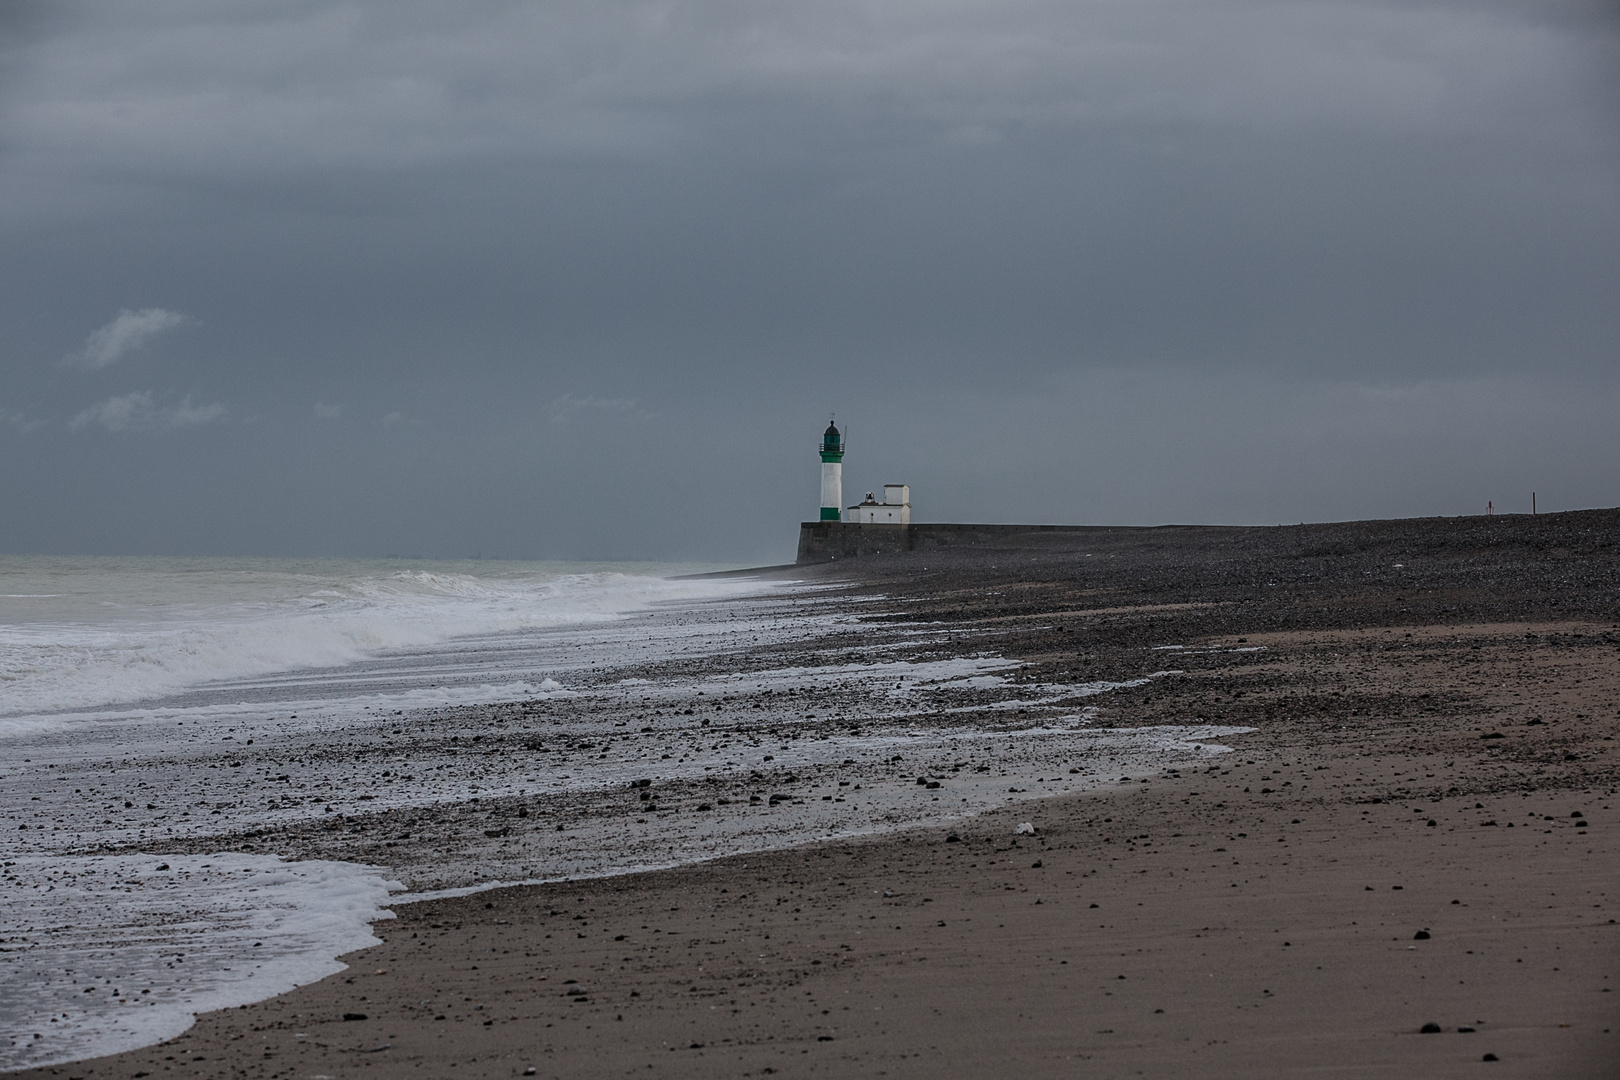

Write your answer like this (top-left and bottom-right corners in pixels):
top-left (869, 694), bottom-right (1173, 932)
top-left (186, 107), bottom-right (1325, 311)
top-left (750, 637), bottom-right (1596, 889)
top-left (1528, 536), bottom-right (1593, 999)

top-left (1, 585), bottom-right (1249, 1069)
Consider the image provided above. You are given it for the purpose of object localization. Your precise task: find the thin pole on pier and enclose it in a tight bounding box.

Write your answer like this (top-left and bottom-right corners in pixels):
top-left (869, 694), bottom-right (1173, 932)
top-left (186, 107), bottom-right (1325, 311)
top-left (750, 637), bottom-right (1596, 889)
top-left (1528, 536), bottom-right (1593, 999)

top-left (1532, 492), bottom-right (1537, 516)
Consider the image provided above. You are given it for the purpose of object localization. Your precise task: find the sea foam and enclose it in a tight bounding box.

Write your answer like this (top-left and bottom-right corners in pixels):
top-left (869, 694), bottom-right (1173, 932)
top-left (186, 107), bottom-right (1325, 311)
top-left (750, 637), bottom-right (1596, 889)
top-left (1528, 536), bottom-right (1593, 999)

top-left (0, 854), bottom-right (402, 1073)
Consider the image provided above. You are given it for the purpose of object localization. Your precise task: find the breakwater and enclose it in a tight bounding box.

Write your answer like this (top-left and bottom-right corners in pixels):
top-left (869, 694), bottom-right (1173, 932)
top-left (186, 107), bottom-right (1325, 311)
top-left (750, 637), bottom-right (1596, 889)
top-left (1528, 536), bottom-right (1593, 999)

top-left (796, 521), bottom-right (1115, 563)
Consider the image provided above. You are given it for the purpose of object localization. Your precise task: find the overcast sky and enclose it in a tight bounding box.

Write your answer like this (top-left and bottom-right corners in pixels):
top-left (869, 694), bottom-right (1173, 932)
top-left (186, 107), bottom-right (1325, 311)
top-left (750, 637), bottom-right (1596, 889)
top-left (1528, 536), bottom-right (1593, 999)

top-left (2, 1), bottom-right (1617, 563)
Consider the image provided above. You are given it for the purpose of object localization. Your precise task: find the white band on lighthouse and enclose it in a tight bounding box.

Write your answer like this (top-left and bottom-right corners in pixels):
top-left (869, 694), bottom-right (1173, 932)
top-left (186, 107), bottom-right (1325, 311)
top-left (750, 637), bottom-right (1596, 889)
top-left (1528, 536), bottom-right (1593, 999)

top-left (821, 460), bottom-right (842, 521)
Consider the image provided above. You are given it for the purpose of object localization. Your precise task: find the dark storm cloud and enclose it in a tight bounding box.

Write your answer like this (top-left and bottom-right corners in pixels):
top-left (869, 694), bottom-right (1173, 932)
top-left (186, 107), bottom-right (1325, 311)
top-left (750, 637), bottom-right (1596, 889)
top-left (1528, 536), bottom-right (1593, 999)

top-left (0, 1), bottom-right (1616, 560)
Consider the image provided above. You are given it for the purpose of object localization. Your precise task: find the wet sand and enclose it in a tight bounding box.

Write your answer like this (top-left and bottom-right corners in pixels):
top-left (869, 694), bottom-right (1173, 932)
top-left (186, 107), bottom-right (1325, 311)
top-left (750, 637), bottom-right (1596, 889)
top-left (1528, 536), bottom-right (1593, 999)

top-left (17, 510), bottom-right (1620, 1078)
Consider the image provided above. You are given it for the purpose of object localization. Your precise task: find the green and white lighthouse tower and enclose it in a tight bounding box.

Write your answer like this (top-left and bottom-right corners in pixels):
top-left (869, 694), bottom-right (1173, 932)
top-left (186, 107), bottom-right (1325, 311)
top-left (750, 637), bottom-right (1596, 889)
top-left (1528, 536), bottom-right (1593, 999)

top-left (819, 420), bottom-right (845, 521)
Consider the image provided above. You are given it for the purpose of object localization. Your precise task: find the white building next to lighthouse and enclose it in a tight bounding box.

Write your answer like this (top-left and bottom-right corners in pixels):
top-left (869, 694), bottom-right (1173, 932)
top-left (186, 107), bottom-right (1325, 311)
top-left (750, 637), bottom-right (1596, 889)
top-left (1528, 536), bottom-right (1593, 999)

top-left (849, 485), bottom-right (911, 524)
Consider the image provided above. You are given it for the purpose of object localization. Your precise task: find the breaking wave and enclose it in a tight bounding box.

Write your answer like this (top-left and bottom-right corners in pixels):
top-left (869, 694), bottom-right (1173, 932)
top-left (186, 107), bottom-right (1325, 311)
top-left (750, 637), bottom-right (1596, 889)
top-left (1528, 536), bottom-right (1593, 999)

top-left (0, 558), bottom-right (765, 719)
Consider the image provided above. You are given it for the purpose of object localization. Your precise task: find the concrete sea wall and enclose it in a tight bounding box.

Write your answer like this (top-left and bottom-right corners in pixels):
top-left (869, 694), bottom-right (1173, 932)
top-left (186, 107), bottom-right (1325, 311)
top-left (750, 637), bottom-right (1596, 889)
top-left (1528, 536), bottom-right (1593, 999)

top-left (795, 522), bottom-right (1114, 563)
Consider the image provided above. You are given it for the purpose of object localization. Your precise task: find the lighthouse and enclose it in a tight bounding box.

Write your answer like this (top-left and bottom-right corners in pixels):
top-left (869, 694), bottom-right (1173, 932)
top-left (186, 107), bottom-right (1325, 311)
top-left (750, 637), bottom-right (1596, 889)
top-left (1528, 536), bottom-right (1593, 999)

top-left (819, 420), bottom-right (844, 521)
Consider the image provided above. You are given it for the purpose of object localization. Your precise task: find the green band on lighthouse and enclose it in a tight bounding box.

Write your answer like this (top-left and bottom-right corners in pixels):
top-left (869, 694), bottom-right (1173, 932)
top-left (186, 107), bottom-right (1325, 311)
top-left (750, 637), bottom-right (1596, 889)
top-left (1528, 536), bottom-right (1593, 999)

top-left (820, 506), bottom-right (841, 520)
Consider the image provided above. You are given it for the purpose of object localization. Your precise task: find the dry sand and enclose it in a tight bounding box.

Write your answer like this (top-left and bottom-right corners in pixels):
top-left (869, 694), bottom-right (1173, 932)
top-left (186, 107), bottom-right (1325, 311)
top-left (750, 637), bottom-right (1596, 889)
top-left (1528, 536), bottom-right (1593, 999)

top-left (18, 511), bottom-right (1620, 1079)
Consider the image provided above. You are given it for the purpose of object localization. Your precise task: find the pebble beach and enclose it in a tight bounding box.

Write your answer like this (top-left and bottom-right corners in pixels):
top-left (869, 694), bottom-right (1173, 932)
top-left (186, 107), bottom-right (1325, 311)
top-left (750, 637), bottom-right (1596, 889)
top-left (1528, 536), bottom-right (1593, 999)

top-left (7, 509), bottom-right (1619, 1078)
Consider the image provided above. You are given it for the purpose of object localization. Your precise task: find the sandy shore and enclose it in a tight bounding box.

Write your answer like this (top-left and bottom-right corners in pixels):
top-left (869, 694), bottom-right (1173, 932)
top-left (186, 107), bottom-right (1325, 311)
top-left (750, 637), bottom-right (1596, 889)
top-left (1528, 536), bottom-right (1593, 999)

top-left (16, 511), bottom-right (1620, 1078)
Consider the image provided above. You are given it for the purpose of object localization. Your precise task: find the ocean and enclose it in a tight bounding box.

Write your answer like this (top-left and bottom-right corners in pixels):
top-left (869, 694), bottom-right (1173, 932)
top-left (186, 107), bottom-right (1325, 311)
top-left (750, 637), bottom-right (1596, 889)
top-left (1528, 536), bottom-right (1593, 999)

top-left (0, 555), bottom-right (1245, 1071)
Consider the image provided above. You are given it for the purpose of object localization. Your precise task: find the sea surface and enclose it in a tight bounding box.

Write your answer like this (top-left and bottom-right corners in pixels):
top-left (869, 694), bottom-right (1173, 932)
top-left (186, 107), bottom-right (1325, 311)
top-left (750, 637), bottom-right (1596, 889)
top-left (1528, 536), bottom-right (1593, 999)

top-left (0, 555), bottom-right (1246, 1072)
top-left (0, 555), bottom-right (755, 726)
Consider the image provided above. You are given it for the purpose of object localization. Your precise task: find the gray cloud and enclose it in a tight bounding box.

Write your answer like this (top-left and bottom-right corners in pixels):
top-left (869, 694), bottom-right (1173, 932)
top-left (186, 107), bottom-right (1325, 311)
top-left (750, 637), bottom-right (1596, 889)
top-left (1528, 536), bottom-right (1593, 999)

top-left (543, 395), bottom-right (650, 424)
top-left (61, 308), bottom-right (186, 370)
top-left (0, 407), bottom-right (47, 434)
top-left (6, 3), bottom-right (1600, 173)
top-left (0, 1), bottom-right (1616, 558)
top-left (70, 391), bottom-right (226, 432)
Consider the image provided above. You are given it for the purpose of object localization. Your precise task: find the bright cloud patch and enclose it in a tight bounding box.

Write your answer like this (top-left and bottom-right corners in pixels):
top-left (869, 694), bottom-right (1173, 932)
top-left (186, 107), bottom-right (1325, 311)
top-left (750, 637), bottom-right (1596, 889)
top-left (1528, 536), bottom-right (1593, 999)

top-left (70, 391), bottom-right (226, 432)
top-left (63, 309), bottom-right (186, 370)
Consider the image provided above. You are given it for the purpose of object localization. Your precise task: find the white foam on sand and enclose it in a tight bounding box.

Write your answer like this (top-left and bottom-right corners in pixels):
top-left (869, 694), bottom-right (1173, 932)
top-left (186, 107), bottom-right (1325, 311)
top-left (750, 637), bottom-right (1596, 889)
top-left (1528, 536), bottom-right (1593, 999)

top-left (702, 656), bottom-right (1021, 688)
top-left (0, 678), bottom-right (576, 740)
top-left (388, 722), bottom-right (1256, 906)
top-left (0, 853), bottom-right (402, 1073)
